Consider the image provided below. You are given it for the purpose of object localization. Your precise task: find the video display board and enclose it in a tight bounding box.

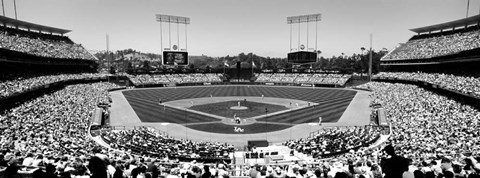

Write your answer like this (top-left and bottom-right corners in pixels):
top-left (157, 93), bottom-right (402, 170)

top-left (163, 51), bottom-right (188, 65)
top-left (287, 51), bottom-right (317, 64)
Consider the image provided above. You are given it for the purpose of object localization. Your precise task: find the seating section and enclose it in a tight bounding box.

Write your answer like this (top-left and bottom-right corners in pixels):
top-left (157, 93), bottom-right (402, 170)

top-left (382, 28), bottom-right (480, 60)
top-left (0, 73), bottom-right (110, 99)
top-left (0, 26), bottom-right (95, 60)
top-left (1, 77), bottom-right (480, 178)
top-left (129, 73), bottom-right (223, 85)
top-left (374, 72), bottom-right (480, 98)
top-left (356, 82), bottom-right (480, 164)
top-left (101, 127), bottom-right (234, 161)
top-left (255, 73), bottom-right (351, 86)
top-left (0, 82), bottom-right (119, 155)
top-left (284, 126), bottom-right (380, 158)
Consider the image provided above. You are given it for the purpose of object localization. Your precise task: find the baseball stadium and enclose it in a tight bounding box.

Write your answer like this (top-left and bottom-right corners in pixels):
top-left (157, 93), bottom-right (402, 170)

top-left (0, 1), bottom-right (480, 178)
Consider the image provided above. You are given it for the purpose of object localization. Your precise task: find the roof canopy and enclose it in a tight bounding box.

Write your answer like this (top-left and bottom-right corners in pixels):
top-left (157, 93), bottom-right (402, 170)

top-left (410, 14), bottom-right (480, 34)
top-left (0, 16), bottom-right (71, 35)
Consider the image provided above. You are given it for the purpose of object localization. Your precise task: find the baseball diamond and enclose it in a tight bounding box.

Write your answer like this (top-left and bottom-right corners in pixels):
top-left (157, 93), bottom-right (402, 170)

top-left (109, 85), bottom-right (371, 146)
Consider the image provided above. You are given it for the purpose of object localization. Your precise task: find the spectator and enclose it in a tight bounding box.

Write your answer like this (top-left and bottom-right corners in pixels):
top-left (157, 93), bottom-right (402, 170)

top-left (45, 163), bottom-right (59, 178)
top-left (146, 158), bottom-right (160, 178)
top-left (380, 145), bottom-right (408, 178)
top-left (88, 156), bottom-right (108, 178)
top-left (113, 165), bottom-right (127, 178)
top-left (205, 165), bottom-right (214, 178)
top-left (4, 163), bottom-right (22, 178)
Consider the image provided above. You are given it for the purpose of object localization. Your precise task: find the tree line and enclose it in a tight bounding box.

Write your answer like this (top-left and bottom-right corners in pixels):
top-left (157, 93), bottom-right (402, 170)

top-left (94, 49), bottom-right (387, 74)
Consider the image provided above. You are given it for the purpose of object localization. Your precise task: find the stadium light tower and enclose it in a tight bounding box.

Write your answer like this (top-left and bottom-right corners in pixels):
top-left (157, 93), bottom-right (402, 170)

top-left (13, 0), bottom-right (16, 19)
top-left (287, 14), bottom-right (321, 52)
top-left (1, 0), bottom-right (5, 16)
top-left (369, 33), bottom-right (373, 81)
top-left (287, 13), bottom-right (321, 64)
top-left (156, 14), bottom-right (190, 66)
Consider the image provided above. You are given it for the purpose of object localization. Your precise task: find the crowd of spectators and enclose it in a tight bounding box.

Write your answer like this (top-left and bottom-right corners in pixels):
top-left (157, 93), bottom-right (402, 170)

top-left (0, 80), bottom-right (242, 177)
top-left (129, 73), bottom-right (223, 85)
top-left (0, 82), bottom-right (118, 154)
top-left (101, 127), bottom-right (235, 162)
top-left (382, 28), bottom-right (480, 60)
top-left (255, 73), bottom-right (351, 86)
top-left (2, 71), bottom-right (480, 177)
top-left (284, 126), bottom-right (380, 158)
top-left (353, 82), bottom-right (480, 177)
top-left (0, 73), bottom-right (111, 99)
top-left (0, 26), bottom-right (95, 60)
top-left (0, 82), bottom-right (125, 177)
top-left (374, 72), bottom-right (480, 98)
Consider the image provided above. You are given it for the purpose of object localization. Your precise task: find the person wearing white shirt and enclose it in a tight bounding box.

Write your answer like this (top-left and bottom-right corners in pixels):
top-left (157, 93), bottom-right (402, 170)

top-left (22, 153), bottom-right (34, 166)
top-left (31, 155), bottom-right (44, 167)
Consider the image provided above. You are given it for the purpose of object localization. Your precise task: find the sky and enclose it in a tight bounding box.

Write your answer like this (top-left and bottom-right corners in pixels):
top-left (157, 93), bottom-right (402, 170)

top-left (7, 0), bottom-right (479, 58)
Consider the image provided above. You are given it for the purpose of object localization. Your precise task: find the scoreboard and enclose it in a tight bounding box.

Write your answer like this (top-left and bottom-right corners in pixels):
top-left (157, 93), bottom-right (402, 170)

top-left (287, 51), bottom-right (317, 64)
top-left (163, 51), bottom-right (188, 65)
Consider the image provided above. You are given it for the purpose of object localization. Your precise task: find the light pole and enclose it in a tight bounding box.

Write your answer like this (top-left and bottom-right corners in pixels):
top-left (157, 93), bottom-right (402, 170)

top-left (360, 47), bottom-right (366, 80)
top-left (369, 34), bottom-right (373, 82)
top-left (185, 108), bottom-right (188, 140)
top-left (13, 0), bottom-right (17, 19)
top-left (265, 108), bottom-right (268, 140)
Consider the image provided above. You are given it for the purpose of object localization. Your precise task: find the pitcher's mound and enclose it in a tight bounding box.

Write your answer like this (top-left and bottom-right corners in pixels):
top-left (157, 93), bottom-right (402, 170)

top-left (230, 106), bottom-right (248, 110)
